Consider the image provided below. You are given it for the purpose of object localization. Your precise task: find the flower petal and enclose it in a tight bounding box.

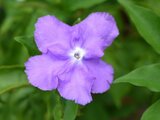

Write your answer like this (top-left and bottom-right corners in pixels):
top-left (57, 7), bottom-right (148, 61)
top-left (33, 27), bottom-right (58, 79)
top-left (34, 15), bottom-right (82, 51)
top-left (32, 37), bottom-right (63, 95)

top-left (34, 15), bottom-right (71, 54)
top-left (25, 54), bottom-right (67, 90)
top-left (73, 12), bottom-right (119, 58)
top-left (84, 59), bottom-right (114, 93)
top-left (58, 65), bottom-right (93, 105)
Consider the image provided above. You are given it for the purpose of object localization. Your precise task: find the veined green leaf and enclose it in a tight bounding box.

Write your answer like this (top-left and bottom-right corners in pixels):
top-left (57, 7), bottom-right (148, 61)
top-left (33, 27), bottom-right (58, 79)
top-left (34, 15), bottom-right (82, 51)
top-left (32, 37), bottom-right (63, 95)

top-left (118, 0), bottom-right (160, 54)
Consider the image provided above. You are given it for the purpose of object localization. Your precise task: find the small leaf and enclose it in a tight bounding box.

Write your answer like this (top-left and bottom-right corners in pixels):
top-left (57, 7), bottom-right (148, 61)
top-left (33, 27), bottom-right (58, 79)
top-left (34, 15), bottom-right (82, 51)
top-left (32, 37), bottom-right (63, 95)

top-left (0, 65), bottom-right (29, 95)
top-left (73, 18), bottom-right (81, 25)
top-left (118, 0), bottom-right (160, 54)
top-left (141, 99), bottom-right (160, 120)
top-left (15, 36), bottom-right (40, 56)
top-left (64, 101), bottom-right (78, 120)
top-left (114, 63), bottom-right (160, 92)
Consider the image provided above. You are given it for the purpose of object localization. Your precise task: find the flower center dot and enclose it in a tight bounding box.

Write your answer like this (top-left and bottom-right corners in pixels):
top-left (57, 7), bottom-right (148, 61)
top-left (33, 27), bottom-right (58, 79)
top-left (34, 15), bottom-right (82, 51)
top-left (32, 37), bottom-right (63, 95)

top-left (74, 52), bottom-right (81, 59)
top-left (69, 47), bottom-right (86, 62)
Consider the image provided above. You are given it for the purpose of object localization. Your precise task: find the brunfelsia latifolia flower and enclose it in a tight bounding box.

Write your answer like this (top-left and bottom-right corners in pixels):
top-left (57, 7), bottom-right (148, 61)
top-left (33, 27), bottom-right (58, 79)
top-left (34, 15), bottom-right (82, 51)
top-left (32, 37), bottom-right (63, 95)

top-left (25, 12), bottom-right (119, 105)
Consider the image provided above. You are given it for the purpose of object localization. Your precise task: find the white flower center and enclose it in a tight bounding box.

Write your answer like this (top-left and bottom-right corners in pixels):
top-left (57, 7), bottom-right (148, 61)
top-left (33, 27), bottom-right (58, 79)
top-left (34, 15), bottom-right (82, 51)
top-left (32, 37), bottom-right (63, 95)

top-left (69, 47), bottom-right (86, 61)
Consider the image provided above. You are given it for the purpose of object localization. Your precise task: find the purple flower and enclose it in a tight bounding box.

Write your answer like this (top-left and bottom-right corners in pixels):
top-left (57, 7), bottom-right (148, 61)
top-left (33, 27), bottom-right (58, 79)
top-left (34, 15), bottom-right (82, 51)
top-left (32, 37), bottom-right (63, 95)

top-left (25, 12), bottom-right (119, 105)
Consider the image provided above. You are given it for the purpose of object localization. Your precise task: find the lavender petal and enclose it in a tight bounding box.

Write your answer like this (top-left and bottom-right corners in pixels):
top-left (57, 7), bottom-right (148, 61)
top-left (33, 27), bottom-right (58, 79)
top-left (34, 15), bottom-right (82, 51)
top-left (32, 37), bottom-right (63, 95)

top-left (34, 15), bottom-right (71, 54)
top-left (58, 65), bottom-right (93, 105)
top-left (73, 12), bottom-right (119, 58)
top-left (84, 59), bottom-right (114, 93)
top-left (25, 54), bottom-right (68, 90)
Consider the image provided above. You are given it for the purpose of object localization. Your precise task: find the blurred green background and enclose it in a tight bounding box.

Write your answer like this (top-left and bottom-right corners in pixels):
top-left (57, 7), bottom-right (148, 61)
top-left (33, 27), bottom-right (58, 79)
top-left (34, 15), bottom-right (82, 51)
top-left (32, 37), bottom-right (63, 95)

top-left (0, 0), bottom-right (160, 120)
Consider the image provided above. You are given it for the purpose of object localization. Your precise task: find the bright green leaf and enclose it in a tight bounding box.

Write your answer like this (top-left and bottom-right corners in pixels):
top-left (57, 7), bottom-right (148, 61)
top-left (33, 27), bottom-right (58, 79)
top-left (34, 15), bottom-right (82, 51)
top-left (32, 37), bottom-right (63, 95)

top-left (64, 101), bottom-right (78, 120)
top-left (114, 63), bottom-right (160, 92)
top-left (15, 36), bottom-right (40, 56)
top-left (141, 99), bottom-right (160, 120)
top-left (0, 65), bottom-right (29, 95)
top-left (118, 0), bottom-right (160, 54)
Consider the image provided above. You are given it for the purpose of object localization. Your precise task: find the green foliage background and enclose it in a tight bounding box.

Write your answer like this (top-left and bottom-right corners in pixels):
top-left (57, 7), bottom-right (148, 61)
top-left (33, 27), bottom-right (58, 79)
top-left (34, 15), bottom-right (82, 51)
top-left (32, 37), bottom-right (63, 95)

top-left (0, 0), bottom-right (160, 120)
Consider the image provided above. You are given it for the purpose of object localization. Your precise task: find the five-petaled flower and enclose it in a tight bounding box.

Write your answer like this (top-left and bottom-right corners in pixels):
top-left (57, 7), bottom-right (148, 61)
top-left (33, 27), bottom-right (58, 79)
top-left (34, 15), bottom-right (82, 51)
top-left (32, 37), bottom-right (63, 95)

top-left (25, 12), bottom-right (119, 105)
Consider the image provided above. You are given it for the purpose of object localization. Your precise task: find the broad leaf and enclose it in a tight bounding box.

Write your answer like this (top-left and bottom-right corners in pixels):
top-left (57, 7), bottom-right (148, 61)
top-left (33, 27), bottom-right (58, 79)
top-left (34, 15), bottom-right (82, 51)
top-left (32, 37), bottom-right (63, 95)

top-left (15, 36), bottom-right (40, 56)
top-left (0, 65), bottom-right (29, 94)
top-left (114, 64), bottom-right (160, 92)
top-left (141, 99), bottom-right (160, 120)
top-left (64, 101), bottom-right (78, 120)
top-left (118, 0), bottom-right (160, 54)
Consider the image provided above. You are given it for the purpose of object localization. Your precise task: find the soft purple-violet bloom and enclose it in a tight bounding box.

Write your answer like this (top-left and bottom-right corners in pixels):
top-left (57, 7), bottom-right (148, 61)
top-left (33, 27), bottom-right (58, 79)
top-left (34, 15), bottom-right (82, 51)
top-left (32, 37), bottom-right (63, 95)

top-left (25, 12), bottom-right (119, 105)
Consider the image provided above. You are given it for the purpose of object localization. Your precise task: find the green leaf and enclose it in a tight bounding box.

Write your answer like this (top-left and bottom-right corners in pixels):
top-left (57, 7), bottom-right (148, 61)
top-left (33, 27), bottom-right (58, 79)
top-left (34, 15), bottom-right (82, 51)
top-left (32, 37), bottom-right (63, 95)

top-left (53, 92), bottom-right (63, 120)
top-left (14, 36), bottom-right (40, 56)
top-left (0, 65), bottom-right (29, 95)
top-left (118, 0), bottom-right (160, 54)
top-left (62, 0), bottom-right (106, 11)
top-left (141, 99), bottom-right (160, 120)
top-left (114, 63), bottom-right (160, 92)
top-left (64, 101), bottom-right (78, 120)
